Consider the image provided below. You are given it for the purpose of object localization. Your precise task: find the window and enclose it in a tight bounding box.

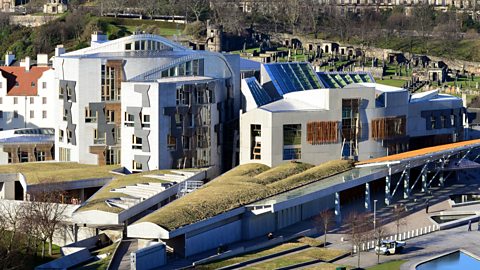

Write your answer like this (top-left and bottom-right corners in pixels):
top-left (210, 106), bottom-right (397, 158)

top-left (132, 135), bottom-right (142, 149)
top-left (42, 111), bottom-right (47, 119)
top-left (175, 113), bottom-right (183, 128)
top-left (132, 160), bottom-right (143, 171)
top-left (182, 136), bottom-right (190, 150)
top-left (13, 110), bottom-right (18, 119)
top-left (451, 114), bottom-right (456, 126)
top-left (0, 97), bottom-right (2, 104)
top-left (250, 124), bottom-right (261, 160)
top-left (283, 124), bottom-right (302, 160)
top-left (42, 97), bottom-right (47, 104)
top-left (35, 151), bottom-right (46, 161)
top-left (0, 82), bottom-right (2, 88)
top-left (125, 43), bottom-right (132, 51)
top-left (142, 114), bottom-right (150, 128)
top-left (67, 129), bottom-right (73, 143)
top-left (101, 62), bottom-right (122, 101)
top-left (124, 112), bottom-right (134, 127)
top-left (31, 82), bottom-right (35, 87)
top-left (30, 110), bottom-right (34, 118)
top-left (85, 107), bottom-right (97, 123)
top-left (106, 110), bottom-right (115, 123)
top-left (42, 82), bottom-right (47, 89)
top-left (30, 97), bottom-right (34, 104)
top-left (59, 129), bottom-right (64, 141)
top-left (63, 109), bottom-right (68, 120)
top-left (283, 124), bottom-right (302, 146)
top-left (13, 97), bottom-right (17, 104)
top-left (94, 129), bottom-right (106, 144)
top-left (430, 116), bottom-right (436, 129)
top-left (440, 115), bottom-right (446, 129)
top-left (0, 110), bottom-right (2, 119)
top-left (283, 148), bottom-right (302, 160)
top-left (167, 135), bottom-right (176, 150)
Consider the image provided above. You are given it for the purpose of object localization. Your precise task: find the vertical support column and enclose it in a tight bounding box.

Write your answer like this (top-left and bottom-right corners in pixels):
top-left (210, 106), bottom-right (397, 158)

top-left (365, 182), bottom-right (371, 211)
top-left (422, 167), bottom-right (428, 193)
top-left (335, 192), bottom-right (341, 224)
top-left (385, 166), bottom-right (392, 206)
top-left (79, 188), bottom-right (85, 203)
top-left (439, 160), bottom-right (445, 187)
top-left (74, 224), bottom-right (78, 243)
top-left (404, 168), bottom-right (411, 199)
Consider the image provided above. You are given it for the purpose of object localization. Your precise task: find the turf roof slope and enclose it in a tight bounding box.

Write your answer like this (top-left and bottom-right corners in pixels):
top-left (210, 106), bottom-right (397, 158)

top-left (138, 160), bottom-right (354, 231)
top-left (78, 169), bottom-right (201, 214)
top-left (0, 162), bottom-right (119, 185)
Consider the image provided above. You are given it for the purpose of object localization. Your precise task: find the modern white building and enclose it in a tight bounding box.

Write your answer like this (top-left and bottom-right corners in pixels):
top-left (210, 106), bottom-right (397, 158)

top-left (52, 33), bottom-right (240, 174)
top-left (240, 63), bottom-right (465, 167)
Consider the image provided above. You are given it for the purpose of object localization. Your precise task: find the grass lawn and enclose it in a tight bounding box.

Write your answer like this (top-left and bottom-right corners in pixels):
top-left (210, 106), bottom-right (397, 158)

top-left (76, 242), bottom-right (119, 270)
top-left (375, 79), bottom-right (407, 88)
top-left (197, 237), bottom-right (337, 270)
top-left (308, 264), bottom-right (354, 270)
top-left (0, 162), bottom-right (118, 184)
top-left (138, 160), bottom-right (354, 230)
top-left (367, 260), bottom-right (406, 270)
top-left (97, 17), bottom-right (185, 37)
top-left (244, 248), bottom-right (349, 270)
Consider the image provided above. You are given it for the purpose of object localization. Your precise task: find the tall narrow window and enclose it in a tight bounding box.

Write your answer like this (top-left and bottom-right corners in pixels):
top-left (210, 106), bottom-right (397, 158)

top-left (283, 124), bottom-right (302, 160)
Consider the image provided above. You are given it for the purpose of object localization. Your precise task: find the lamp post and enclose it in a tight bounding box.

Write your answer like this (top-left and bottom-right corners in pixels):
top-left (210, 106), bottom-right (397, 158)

top-left (374, 199), bottom-right (379, 264)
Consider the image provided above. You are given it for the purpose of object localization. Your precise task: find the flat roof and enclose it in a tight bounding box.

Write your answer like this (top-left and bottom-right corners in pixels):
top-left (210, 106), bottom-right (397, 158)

top-left (356, 139), bottom-right (480, 166)
top-left (0, 162), bottom-right (118, 185)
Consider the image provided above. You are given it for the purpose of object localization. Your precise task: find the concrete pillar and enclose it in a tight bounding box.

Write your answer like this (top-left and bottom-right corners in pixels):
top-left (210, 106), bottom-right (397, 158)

top-left (335, 192), bottom-right (341, 224)
top-left (74, 224), bottom-right (78, 242)
top-left (422, 169), bottom-right (428, 193)
top-left (404, 168), bottom-right (411, 199)
top-left (79, 188), bottom-right (85, 203)
top-left (365, 182), bottom-right (371, 210)
top-left (385, 167), bottom-right (392, 206)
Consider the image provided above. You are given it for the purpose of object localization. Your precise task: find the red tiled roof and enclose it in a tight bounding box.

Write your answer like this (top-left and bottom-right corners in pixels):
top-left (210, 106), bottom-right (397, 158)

top-left (0, 66), bottom-right (50, 96)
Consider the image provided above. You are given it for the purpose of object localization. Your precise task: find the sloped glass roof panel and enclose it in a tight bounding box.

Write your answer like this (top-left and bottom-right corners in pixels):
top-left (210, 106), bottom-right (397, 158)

top-left (264, 63), bottom-right (323, 95)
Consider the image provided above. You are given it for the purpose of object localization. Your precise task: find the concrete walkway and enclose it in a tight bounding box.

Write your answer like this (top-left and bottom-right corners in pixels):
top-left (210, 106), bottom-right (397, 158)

top-left (108, 239), bottom-right (137, 270)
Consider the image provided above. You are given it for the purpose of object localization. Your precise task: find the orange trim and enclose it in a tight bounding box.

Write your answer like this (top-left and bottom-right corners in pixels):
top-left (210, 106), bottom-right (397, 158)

top-left (356, 139), bottom-right (480, 165)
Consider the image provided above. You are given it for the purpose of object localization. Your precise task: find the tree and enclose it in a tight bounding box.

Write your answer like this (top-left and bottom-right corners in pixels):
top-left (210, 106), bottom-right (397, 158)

top-left (315, 209), bottom-right (334, 248)
top-left (28, 184), bottom-right (68, 257)
top-left (392, 203), bottom-right (407, 237)
top-left (346, 211), bottom-right (371, 269)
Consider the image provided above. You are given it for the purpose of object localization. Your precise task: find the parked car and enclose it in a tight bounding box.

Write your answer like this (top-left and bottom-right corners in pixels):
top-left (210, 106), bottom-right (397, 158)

top-left (375, 240), bottom-right (406, 255)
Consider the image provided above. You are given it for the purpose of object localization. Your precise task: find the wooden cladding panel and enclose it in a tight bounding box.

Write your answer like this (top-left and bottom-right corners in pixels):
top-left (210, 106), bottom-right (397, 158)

top-left (307, 121), bottom-right (338, 145)
top-left (371, 116), bottom-right (406, 140)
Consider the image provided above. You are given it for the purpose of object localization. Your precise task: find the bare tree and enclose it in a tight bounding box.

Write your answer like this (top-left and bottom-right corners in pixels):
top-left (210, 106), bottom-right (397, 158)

top-left (315, 209), bottom-right (334, 248)
top-left (346, 211), bottom-right (372, 269)
top-left (28, 183), bottom-right (68, 257)
top-left (392, 203), bottom-right (407, 236)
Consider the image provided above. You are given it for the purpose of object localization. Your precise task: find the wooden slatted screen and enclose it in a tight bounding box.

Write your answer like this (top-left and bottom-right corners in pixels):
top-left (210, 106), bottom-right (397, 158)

top-left (371, 115), bottom-right (406, 140)
top-left (307, 121), bottom-right (338, 145)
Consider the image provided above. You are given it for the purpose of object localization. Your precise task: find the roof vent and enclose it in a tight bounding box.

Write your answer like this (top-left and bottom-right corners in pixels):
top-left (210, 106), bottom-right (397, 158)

top-left (91, 31), bottom-right (108, 47)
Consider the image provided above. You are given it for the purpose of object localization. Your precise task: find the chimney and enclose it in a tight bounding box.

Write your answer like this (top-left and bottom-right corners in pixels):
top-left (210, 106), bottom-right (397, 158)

top-left (37, 54), bottom-right (49, 66)
top-left (91, 31), bottom-right (107, 47)
top-left (20, 57), bottom-right (31, 71)
top-left (55, 45), bottom-right (65, 57)
top-left (4, 52), bottom-right (15, 66)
